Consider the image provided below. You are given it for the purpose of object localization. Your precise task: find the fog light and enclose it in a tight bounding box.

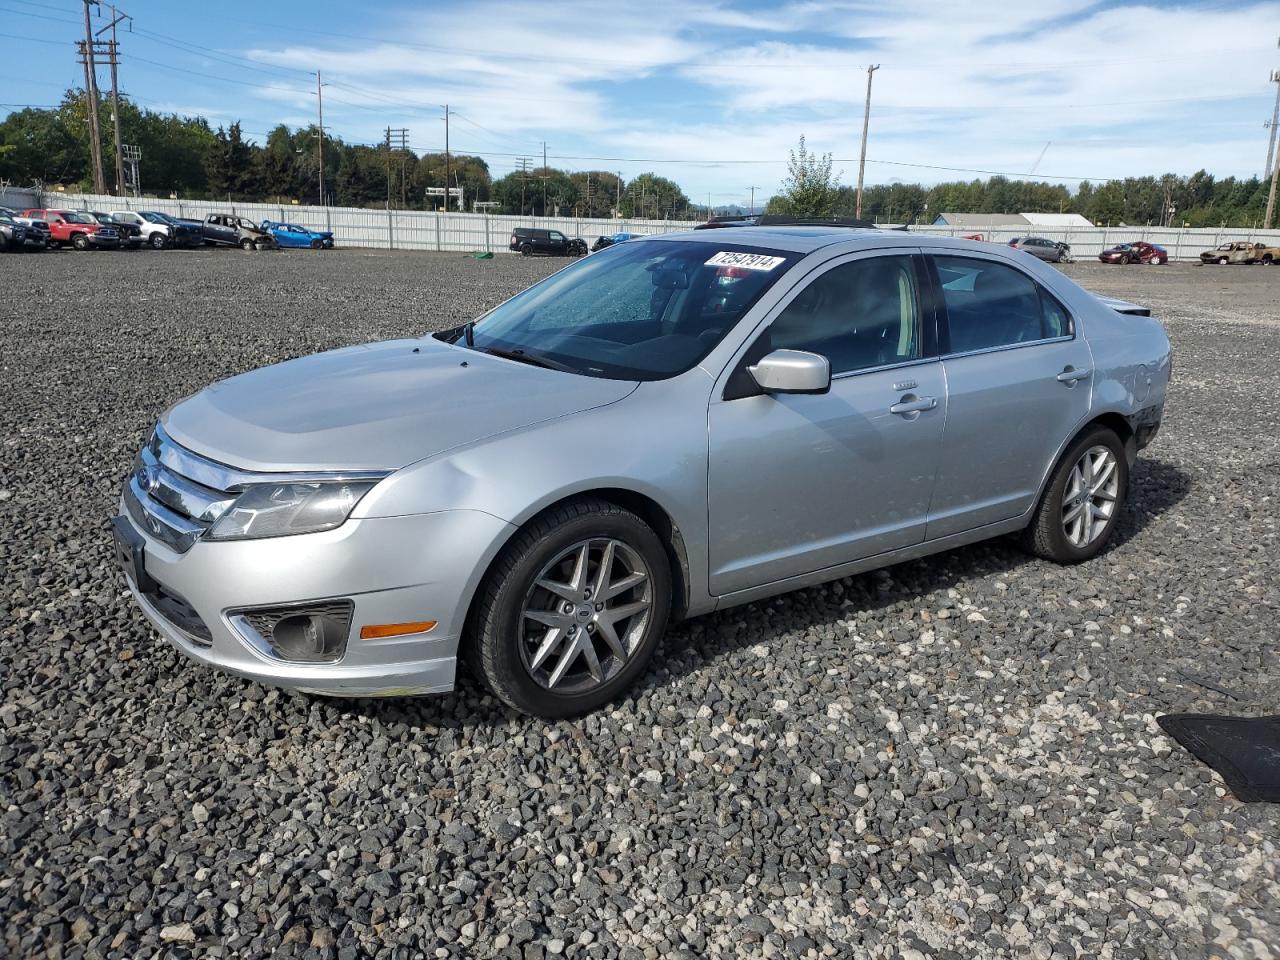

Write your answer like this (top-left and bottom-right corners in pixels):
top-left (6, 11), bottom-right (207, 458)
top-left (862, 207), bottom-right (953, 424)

top-left (271, 613), bottom-right (347, 661)
top-left (230, 600), bottom-right (353, 663)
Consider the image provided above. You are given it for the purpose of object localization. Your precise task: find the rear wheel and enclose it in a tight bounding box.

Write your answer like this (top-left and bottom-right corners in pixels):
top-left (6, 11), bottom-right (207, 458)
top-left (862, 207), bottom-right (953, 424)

top-left (1022, 426), bottom-right (1128, 564)
top-left (470, 499), bottom-right (671, 718)
top-left (520, 242), bottom-right (533, 256)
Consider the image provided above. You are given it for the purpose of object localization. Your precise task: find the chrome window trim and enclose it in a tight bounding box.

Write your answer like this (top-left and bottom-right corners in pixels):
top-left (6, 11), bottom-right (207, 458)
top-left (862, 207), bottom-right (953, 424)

top-left (939, 334), bottom-right (1075, 362)
top-left (152, 424), bottom-right (391, 492)
top-left (829, 354), bottom-right (941, 383)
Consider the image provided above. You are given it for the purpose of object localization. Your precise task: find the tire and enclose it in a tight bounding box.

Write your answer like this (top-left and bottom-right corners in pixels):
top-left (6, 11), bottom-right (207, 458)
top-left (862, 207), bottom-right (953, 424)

top-left (1022, 425), bottom-right (1128, 564)
top-left (470, 498), bottom-right (671, 718)
top-left (240, 237), bottom-right (255, 251)
top-left (1218, 257), bottom-right (1228, 265)
top-left (72, 233), bottom-right (90, 251)
top-left (520, 242), bottom-right (533, 257)
top-left (150, 233), bottom-right (167, 250)
top-left (310, 238), bottom-right (322, 250)
top-left (1263, 255), bottom-right (1274, 265)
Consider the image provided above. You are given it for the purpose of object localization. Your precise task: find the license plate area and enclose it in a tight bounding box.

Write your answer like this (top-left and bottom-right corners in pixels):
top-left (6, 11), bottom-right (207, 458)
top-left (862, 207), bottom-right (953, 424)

top-left (112, 515), bottom-right (157, 593)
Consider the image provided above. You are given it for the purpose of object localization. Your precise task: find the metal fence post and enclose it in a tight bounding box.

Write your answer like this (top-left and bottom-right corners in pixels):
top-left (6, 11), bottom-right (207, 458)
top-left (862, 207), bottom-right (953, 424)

top-left (387, 207), bottom-right (394, 250)
top-left (485, 214), bottom-right (490, 253)
top-left (435, 212), bottom-right (442, 252)
top-left (1174, 228), bottom-right (1182, 262)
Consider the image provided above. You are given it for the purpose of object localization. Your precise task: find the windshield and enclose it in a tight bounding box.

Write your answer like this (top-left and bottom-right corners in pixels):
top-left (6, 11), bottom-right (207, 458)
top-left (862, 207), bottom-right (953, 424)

top-left (63, 212), bottom-right (96, 224)
top-left (139, 212), bottom-right (165, 223)
top-left (443, 239), bottom-right (800, 380)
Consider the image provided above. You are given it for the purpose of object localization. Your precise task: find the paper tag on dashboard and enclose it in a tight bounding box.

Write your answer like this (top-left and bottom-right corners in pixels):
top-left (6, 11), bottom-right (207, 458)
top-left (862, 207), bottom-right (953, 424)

top-left (704, 251), bottom-right (785, 271)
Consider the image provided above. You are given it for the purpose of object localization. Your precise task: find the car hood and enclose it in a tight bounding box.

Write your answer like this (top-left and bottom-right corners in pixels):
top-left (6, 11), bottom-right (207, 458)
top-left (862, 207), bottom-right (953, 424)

top-left (162, 336), bottom-right (638, 472)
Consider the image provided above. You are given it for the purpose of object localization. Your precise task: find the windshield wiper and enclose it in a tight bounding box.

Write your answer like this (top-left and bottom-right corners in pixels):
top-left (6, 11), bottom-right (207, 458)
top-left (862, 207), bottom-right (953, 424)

top-left (480, 346), bottom-right (577, 374)
top-left (462, 320), bottom-right (475, 347)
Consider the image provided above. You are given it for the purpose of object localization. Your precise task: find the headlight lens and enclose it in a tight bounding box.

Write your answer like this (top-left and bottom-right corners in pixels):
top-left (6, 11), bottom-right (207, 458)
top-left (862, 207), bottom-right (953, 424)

top-left (206, 480), bottom-right (377, 541)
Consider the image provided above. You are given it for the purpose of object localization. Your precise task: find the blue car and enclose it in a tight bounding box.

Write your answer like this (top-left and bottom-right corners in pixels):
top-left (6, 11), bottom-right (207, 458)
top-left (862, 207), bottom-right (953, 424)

top-left (261, 220), bottom-right (335, 249)
top-left (591, 231), bottom-right (637, 252)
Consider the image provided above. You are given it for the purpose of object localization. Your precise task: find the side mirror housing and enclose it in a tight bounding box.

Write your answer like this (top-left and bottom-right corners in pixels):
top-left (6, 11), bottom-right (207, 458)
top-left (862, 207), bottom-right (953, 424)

top-left (748, 349), bottom-right (831, 395)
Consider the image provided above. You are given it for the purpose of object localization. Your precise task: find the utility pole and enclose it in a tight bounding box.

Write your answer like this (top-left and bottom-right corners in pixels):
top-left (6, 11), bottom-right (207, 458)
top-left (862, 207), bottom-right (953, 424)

top-left (541, 141), bottom-right (548, 216)
top-left (1266, 60), bottom-right (1280, 179)
top-left (315, 71), bottom-right (325, 205)
top-left (385, 127), bottom-right (409, 207)
top-left (96, 4), bottom-right (129, 195)
top-left (515, 157), bottom-right (531, 216)
top-left (79, 0), bottom-right (106, 195)
top-left (616, 172), bottom-right (622, 217)
top-left (441, 104), bottom-right (451, 211)
top-left (748, 185), bottom-right (759, 215)
top-left (1266, 143), bottom-right (1279, 229)
top-left (856, 63), bottom-right (880, 220)
top-left (384, 127), bottom-right (392, 208)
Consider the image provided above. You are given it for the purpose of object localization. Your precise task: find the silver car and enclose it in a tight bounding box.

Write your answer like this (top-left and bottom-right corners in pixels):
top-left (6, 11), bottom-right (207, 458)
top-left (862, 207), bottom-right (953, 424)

top-left (116, 227), bottom-right (1171, 717)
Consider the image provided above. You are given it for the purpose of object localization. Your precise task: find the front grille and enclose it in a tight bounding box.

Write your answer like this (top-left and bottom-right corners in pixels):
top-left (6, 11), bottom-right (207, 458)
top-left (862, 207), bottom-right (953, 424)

top-left (125, 427), bottom-right (238, 554)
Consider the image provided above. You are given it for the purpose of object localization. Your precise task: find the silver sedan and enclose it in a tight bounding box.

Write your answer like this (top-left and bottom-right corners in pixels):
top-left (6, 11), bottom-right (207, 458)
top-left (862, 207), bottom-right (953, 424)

top-left (116, 227), bottom-right (1171, 717)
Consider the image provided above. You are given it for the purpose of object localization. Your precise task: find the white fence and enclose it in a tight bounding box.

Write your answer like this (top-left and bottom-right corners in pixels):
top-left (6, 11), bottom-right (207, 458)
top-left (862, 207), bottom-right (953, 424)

top-left (34, 192), bottom-right (1280, 261)
top-left (39, 192), bottom-right (699, 253)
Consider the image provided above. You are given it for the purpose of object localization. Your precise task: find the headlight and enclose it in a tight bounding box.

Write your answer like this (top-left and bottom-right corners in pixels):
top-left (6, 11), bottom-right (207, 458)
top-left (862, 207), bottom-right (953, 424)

top-left (206, 480), bottom-right (378, 541)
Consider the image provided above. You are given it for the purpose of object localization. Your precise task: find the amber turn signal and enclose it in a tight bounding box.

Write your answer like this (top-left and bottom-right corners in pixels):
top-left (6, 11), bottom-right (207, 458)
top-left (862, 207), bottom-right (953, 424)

top-left (359, 620), bottom-right (437, 640)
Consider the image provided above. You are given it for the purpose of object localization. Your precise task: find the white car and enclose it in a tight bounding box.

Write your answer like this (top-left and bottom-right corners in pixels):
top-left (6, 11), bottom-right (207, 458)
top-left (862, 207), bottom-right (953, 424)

top-left (109, 210), bottom-right (176, 249)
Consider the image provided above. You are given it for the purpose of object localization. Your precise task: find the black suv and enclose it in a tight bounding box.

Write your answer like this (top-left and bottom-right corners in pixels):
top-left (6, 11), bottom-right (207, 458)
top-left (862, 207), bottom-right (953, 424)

top-left (509, 227), bottom-right (587, 257)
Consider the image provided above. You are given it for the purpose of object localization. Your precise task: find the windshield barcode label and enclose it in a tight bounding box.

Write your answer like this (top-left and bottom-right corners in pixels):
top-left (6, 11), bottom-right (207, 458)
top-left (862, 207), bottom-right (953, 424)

top-left (705, 251), bottom-right (785, 271)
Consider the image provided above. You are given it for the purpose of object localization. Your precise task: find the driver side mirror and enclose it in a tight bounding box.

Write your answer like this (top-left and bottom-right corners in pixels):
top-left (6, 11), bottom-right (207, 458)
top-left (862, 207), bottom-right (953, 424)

top-left (749, 349), bottom-right (831, 395)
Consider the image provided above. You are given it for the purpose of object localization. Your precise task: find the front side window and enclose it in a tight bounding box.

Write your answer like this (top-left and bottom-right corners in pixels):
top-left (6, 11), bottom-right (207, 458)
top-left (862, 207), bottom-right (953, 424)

top-left (550, 231), bottom-right (566, 242)
top-left (764, 255), bottom-right (921, 375)
top-left (447, 239), bottom-right (799, 380)
top-left (935, 256), bottom-right (1069, 353)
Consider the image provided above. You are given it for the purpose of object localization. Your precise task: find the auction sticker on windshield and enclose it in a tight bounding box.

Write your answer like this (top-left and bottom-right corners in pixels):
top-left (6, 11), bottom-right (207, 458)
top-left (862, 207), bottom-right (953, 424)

top-left (705, 251), bottom-right (786, 271)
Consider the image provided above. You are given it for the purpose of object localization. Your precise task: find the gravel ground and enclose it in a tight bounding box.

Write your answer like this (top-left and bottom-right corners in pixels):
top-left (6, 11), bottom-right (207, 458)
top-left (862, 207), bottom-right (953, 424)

top-left (2, 248), bottom-right (1278, 960)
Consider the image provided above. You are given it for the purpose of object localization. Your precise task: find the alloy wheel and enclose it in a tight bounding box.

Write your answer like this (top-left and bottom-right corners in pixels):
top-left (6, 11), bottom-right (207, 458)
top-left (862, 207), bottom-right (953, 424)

top-left (1061, 445), bottom-right (1119, 548)
top-left (518, 538), bottom-right (653, 693)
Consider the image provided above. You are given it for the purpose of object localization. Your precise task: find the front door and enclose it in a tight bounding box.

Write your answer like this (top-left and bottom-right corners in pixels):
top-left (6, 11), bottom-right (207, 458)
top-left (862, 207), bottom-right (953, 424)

top-left (707, 252), bottom-right (946, 596)
top-left (925, 252), bottom-right (1095, 539)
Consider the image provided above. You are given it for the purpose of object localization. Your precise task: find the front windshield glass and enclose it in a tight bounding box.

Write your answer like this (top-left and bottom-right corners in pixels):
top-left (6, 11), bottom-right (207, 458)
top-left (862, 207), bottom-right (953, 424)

top-left (446, 239), bottom-right (800, 381)
top-left (63, 212), bottom-right (96, 224)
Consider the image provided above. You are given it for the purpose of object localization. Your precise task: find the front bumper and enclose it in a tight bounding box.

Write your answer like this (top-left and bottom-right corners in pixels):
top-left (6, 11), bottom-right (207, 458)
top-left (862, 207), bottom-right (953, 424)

top-left (116, 504), bottom-right (512, 697)
top-left (89, 234), bottom-right (121, 248)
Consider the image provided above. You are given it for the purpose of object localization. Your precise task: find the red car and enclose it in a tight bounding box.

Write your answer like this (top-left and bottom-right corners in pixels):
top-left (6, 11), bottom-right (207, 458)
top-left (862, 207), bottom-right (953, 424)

top-left (22, 208), bottom-right (121, 250)
top-left (1098, 241), bottom-right (1167, 265)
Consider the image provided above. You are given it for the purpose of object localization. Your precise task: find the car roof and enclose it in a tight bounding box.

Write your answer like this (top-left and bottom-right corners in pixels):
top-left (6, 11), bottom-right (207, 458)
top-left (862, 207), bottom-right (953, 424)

top-left (646, 225), bottom-right (1023, 257)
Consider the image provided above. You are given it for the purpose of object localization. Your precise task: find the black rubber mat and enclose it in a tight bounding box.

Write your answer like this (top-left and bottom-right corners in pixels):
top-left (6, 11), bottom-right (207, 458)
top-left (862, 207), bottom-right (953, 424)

top-left (1157, 714), bottom-right (1280, 803)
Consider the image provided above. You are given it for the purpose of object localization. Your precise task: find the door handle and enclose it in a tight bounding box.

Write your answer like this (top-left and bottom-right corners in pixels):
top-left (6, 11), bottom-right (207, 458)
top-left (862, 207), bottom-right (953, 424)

top-left (1056, 366), bottom-right (1091, 384)
top-left (889, 396), bottom-right (937, 415)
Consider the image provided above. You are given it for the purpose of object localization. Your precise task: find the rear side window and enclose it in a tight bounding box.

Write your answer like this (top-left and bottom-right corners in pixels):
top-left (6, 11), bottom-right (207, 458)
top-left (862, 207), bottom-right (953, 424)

top-left (766, 254), bottom-right (920, 375)
top-left (934, 256), bottom-right (1070, 353)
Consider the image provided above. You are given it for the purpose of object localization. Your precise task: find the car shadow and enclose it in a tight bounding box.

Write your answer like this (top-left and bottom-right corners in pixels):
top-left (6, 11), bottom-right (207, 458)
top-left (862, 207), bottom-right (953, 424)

top-left (325, 457), bottom-right (1190, 729)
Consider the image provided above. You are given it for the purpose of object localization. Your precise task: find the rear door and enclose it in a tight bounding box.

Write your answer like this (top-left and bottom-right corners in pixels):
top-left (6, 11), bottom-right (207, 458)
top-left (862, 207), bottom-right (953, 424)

top-left (707, 250), bottom-right (947, 595)
top-left (924, 252), bottom-right (1093, 539)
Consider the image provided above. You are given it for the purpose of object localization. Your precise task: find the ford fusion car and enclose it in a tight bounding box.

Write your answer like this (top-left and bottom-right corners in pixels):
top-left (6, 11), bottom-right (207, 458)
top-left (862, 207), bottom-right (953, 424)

top-left (261, 219), bottom-right (335, 249)
top-left (115, 225), bottom-right (1171, 718)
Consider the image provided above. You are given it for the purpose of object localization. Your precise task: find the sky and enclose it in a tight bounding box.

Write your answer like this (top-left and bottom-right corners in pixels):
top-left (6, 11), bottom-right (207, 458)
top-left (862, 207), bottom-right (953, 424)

top-left (1, 0), bottom-right (1278, 207)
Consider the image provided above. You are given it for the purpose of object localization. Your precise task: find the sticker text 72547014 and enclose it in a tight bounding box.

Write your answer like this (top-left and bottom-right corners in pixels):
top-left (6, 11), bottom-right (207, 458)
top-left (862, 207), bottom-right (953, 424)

top-left (704, 251), bottom-right (786, 271)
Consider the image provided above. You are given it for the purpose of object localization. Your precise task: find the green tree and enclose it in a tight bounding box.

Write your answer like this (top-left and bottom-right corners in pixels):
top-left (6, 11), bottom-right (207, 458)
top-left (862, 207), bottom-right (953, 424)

top-left (767, 137), bottom-right (840, 217)
top-left (620, 173), bottom-right (688, 219)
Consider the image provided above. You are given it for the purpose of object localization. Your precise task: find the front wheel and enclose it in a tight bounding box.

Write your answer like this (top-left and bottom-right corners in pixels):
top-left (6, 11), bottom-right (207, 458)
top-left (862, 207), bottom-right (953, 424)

top-left (1022, 426), bottom-right (1128, 564)
top-left (240, 237), bottom-right (255, 250)
top-left (470, 499), bottom-right (671, 718)
top-left (310, 238), bottom-right (322, 250)
top-left (150, 233), bottom-right (168, 250)
top-left (1218, 257), bottom-right (1228, 265)
top-left (72, 233), bottom-right (90, 251)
